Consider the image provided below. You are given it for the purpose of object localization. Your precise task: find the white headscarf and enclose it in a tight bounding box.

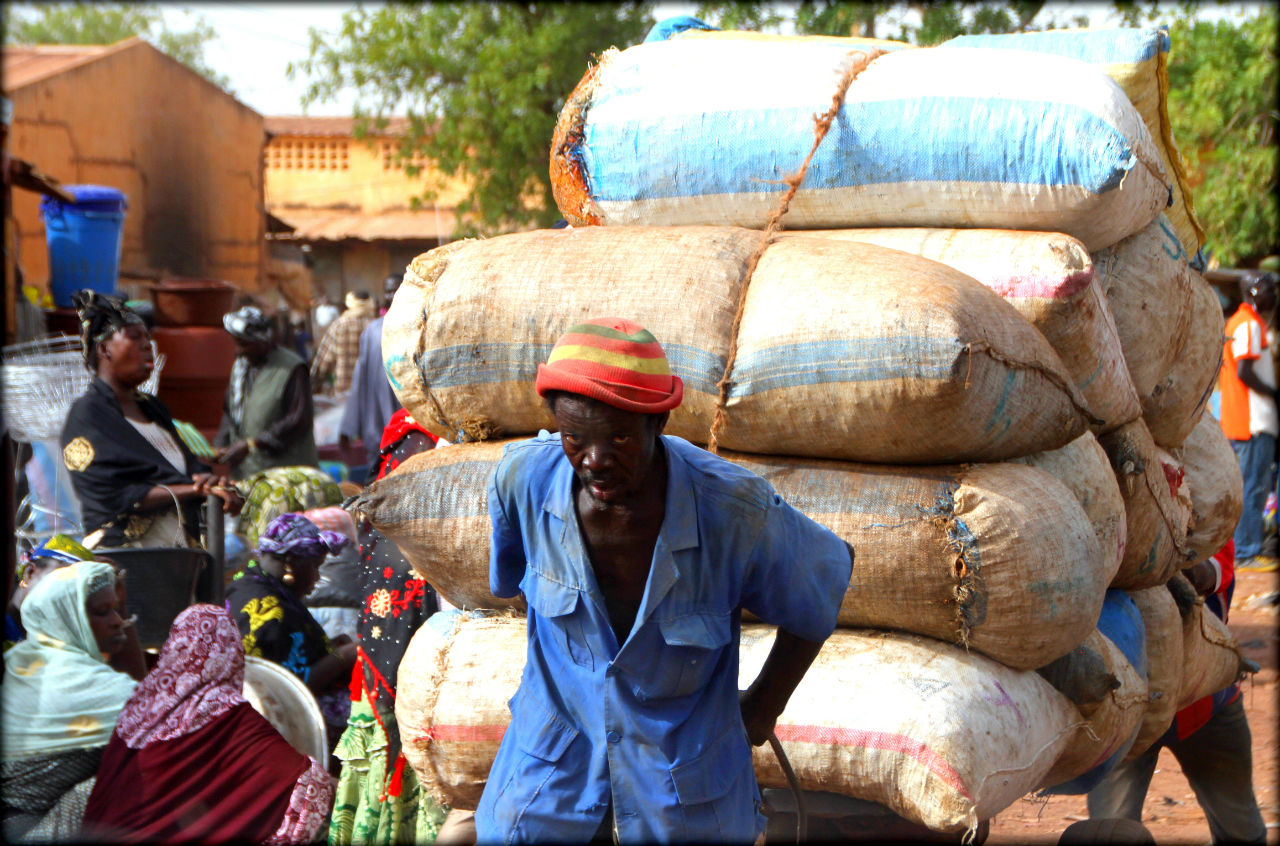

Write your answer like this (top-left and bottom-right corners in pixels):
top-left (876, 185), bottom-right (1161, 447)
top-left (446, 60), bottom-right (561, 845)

top-left (2, 560), bottom-right (137, 759)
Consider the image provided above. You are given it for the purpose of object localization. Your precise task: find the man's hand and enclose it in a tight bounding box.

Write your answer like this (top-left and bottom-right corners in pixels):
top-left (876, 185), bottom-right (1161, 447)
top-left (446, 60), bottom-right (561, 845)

top-left (739, 629), bottom-right (827, 746)
top-left (739, 687), bottom-right (783, 748)
top-left (1183, 560), bottom-right (1219, 596)
top-left (216, 440), bottom-right (250, 467)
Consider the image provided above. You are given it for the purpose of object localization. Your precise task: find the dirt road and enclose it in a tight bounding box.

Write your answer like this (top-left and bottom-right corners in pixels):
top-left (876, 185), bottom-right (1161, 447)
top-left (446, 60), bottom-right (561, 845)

top-left (987, 568), bottom-right (1279, 845)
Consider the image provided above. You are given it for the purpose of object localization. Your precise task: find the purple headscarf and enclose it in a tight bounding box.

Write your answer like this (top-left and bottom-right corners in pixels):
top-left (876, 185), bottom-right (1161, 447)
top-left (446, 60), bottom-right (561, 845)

top-left (255, 512), bottom-right (348, 560)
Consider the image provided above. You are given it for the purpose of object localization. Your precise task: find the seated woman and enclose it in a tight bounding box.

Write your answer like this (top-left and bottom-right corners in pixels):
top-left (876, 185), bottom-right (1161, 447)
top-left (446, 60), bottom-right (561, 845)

top-left (226, 513), bottom-right (358, 749)
top-left (59, 290), bottom-right (242, 549)
top-left (82, 605), bottom-right (335, 843)
top-left (1, 560), bottom-right (140, 842)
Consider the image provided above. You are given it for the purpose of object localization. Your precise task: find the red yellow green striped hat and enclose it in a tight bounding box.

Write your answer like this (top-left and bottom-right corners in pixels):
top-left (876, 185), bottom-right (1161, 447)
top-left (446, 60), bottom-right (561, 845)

top-left (536, 318), bottom-right (684, 413)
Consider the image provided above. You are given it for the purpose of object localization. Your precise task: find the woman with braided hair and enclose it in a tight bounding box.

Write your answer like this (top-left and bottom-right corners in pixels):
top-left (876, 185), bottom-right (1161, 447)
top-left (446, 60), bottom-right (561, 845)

top-left (58, 290), bottom-right (242, 548)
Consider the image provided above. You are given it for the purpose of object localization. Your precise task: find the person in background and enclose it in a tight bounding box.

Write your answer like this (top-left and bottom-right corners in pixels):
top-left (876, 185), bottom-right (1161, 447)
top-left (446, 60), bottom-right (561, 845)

top-left (61, 291), bottom-right (242, 548)
top-left (1086, 540), bottom-right (1266, 844)
top-left (330, 410), bottom-right (442, 845)
top-left (338, 276), bottom-right (404, 476)
top-left (226, 513), bottom-right (359, 753)
top-left (379, 273), bottom-right (401, 315)
top-left (311, 291), bottom-right (376, 397)
top-left (1219, 272), bottom-right (1280, 572)
top-left (82, 605), bottom-right (335, 844)
top-left (216, 305), bottom-right (319, 482)
top-left (1, 561), bottom-right (140, 842)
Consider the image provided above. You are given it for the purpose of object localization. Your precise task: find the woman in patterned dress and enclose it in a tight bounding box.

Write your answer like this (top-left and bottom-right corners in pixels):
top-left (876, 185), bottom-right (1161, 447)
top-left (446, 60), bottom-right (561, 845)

top-left (330, 410), bottom-right (444, 845)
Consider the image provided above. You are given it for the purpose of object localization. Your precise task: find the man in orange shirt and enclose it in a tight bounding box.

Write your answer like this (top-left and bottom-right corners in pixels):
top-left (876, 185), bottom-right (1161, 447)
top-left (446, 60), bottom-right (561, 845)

top-left (1219, 272), bottom-right (1279, 572)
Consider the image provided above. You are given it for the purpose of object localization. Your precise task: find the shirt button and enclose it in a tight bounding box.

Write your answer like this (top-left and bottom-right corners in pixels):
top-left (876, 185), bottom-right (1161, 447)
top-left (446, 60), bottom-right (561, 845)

top-left (606, 731), bottom-right (620, 744)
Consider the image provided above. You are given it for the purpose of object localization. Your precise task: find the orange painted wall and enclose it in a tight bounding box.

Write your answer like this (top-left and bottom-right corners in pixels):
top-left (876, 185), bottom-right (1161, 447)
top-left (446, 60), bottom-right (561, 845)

top-left (6, 41), bottom-right (265, 294)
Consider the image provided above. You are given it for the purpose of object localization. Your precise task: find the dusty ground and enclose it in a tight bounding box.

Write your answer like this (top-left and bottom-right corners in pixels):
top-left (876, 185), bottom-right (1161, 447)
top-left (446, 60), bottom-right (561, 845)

top-left (987, 568), bottom-right (1280, 845)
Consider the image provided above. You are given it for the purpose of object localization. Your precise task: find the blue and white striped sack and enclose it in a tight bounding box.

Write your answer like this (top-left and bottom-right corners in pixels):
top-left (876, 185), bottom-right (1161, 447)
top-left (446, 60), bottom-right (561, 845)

top-left (551, 40), bottom-right (1171, 250)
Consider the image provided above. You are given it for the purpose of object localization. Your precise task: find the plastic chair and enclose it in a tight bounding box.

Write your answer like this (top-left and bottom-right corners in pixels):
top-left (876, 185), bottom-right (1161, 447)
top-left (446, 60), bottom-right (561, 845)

top-left (242, 655), bottom-right (328, 762)
top-left (91, 547), bottom-right (215, 649)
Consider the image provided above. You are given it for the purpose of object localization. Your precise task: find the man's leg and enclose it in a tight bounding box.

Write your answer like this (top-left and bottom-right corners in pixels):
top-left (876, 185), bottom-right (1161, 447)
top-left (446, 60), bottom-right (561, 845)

top-left (1232, 435), bottom-right (1271, 560)
top-left (1166, 696), bottom-right (1267, 845)
top-left (1085, 741), bottom-right (1159, 821)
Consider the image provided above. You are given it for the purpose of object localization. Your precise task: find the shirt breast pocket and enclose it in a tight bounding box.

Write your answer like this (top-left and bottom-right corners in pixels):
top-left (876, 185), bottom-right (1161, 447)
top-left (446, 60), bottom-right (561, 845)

top-left (647, 613), bottom-right (732, 700)
top-left (521, 570), bottom-right (594, 670)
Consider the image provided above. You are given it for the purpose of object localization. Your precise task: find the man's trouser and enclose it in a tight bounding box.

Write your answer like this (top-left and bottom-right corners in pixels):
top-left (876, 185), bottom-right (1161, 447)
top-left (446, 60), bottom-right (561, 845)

top-left (1085, 696), bottom-right (1266, 845)
top-left (1231, 432), bottom-right (1275, 559)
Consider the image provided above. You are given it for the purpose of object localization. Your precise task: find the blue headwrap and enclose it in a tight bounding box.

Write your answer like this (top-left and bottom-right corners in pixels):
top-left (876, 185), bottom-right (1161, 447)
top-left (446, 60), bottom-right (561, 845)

top-left (255, 513), bottom-right (348, 560)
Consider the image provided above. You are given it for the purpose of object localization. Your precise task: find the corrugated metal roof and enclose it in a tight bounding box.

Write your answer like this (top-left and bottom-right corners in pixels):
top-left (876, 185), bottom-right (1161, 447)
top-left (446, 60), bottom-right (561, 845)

top-left (268, 208), bottom-right (457, 242)
top-left (2, 43), bottom-right (118, 90)
top-left (264, 115), bottom-right (413, 138)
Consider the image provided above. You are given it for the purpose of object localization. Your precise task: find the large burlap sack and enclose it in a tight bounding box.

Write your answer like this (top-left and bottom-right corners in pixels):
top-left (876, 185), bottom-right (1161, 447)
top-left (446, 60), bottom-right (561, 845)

top-left (383, 228), bottom-right (1091, 463)
top-left (398, 612), bottom-right (1081, 833)
top-left (1039, 591), bottom-right (1147, 793)
top-left (551, 40), bottom-right (1168, 251)
top-left (381, 226), bottom-right (754, 445)
top-left (397, 611), bottom-right (518, 811)
top-left (1123, 586), bottom-right (1183, 763)
top-left (715, 237), bottom-right (1091, 463)
top-left (361, 439), bottom-right (1106, 669)
top-left (942, 28), bottom-right (1203, 258)
top-left (351, 441), bottom-right (522, 613)
top-left (1013, 433), bottom-right (1126, 584)
top-left (1098, 419), bottom-right (1191, 589)
top-left (779, 228), bottom-right (1140, 433)
top-left (1176, 600), bottom-right (1245, 710)
top-left (1093, 216), bottom-right (1225, 448)
top-left (1176, 414), bottom-right (1244, 564)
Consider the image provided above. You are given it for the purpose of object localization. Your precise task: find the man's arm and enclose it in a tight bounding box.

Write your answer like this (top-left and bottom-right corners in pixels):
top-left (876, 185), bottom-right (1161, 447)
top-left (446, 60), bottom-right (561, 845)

top-left (739, 539), bottom-right (854, 745)
top-left (739, 628), bottom-right (825, 746)
top-left (1237, 357), bottom-right (1276, 399)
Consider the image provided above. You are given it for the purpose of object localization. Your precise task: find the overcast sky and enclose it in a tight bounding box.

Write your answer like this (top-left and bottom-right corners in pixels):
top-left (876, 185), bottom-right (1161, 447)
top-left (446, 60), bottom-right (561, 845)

top-left (160, 1), bottom-right (1266, 118)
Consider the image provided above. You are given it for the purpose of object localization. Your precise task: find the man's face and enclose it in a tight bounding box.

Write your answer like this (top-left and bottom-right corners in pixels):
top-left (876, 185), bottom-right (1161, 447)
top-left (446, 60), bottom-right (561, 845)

top-left (235, 337), bottom-right (272, 363)
top-left (551, 394), bottom-right (666, 507)
top-left (1251, 278), bottom-right (1277, 316)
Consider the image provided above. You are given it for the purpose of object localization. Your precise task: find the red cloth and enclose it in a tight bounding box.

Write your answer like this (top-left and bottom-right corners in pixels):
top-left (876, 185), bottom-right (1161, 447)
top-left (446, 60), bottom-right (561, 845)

top-left (83, 702), bottom-right (310, 843)
top-left (375, 409), bottom-right (438, 480)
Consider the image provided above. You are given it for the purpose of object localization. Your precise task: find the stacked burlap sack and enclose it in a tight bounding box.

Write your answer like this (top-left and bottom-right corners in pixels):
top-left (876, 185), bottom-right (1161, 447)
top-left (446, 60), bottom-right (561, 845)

top-left (362, 25), bottom-right (1248, 835)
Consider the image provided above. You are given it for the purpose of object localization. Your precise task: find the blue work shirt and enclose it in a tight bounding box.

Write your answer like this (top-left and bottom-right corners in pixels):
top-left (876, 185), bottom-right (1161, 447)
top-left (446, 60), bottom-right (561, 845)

top-left (476, 432), bottom-right (852, 844)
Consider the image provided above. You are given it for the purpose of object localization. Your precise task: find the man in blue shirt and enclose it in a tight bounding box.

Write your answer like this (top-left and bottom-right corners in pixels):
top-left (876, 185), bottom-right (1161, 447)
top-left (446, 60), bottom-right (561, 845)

top-left (477, 318), bottom-right (854, 843)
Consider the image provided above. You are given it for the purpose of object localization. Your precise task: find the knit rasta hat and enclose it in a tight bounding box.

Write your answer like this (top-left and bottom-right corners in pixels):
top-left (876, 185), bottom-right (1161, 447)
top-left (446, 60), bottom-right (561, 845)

top-left (535, 318), bottom-right (683, 414)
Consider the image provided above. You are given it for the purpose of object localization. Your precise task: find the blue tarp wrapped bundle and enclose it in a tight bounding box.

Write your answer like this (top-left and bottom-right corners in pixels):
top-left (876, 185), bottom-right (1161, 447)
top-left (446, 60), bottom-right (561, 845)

top-left (941, 27), bottom-right (1203, 260)
top-left (551, 31), bottom-right (1172, 250)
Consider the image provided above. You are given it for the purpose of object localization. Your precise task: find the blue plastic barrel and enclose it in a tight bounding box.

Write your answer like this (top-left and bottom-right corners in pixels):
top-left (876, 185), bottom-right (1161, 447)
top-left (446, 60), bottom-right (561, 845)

top-left (40, 184), bottom-right (128, 307)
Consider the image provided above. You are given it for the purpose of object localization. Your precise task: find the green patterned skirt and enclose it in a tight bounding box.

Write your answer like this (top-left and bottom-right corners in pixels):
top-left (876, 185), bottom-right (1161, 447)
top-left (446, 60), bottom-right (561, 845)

top-left (329, 696), bottom-right (446, 845)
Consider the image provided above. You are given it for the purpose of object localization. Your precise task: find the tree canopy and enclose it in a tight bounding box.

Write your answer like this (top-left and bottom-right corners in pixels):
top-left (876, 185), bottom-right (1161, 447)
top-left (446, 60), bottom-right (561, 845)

top-left (1164, 12), bottom-right (1277, 266)
top-left (5, 2), bottom-right (230, 91)
top-left (291, 2), bottom-right (652, 236)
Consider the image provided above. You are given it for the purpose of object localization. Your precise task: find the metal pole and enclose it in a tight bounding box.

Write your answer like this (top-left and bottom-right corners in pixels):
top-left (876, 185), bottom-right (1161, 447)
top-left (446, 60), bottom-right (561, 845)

top-left (206, 493), bottom-right (224, 604)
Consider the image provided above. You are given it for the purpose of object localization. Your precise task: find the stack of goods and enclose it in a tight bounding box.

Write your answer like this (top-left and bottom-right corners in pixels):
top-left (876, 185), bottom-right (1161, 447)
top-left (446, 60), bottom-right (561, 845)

top-left (362, 25), bottom-right (1248, 836)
